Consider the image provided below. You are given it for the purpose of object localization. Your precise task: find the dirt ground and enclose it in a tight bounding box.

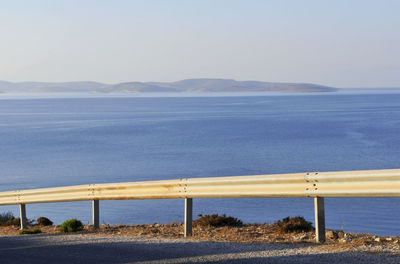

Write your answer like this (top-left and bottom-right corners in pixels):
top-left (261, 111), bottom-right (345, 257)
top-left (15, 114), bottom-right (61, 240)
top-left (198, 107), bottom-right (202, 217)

top-left (2, 223), bottom-right (400, 254)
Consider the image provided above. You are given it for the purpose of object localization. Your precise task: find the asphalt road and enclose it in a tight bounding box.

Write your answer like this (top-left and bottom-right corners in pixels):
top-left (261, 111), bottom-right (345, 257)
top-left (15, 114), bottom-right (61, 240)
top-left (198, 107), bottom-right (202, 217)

top-left (0, 234), bottom-right (399, 264)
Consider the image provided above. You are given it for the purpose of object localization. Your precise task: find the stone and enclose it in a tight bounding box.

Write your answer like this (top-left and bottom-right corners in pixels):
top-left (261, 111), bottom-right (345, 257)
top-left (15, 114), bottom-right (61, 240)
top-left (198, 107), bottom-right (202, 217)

top-left (326, 230), bottom-right (338, 239)
top-left (344, 233), bottom-right (353, 239)
top-left (339, 237), bottom-right (352, 243)
top-left (374, 237), bottom-right (381, 242)
top-left (294, 234), bottom-right (308, 240)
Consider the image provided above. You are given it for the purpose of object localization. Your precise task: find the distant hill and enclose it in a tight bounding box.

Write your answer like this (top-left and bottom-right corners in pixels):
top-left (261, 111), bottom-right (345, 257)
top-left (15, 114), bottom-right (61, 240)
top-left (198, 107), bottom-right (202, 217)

top-left (0, 79), bottom-right (338, 93)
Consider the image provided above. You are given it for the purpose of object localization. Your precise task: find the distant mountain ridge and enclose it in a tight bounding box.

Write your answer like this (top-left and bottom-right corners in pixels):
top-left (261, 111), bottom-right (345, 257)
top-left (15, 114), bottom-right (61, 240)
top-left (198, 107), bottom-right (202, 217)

top-left (0, 79), bottom-right (338, 93)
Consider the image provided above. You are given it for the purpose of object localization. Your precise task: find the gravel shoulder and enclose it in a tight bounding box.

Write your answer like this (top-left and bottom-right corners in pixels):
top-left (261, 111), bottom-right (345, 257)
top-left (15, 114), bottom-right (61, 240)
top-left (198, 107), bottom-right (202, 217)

top-left (2, 223), bottom-right (400, 263)
top-left (1, 233), bottom-right (400, 264)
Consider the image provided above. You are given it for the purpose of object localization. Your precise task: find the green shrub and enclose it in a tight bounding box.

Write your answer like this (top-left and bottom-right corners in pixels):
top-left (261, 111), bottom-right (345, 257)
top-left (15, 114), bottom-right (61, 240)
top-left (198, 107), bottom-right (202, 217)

top-left (19, 228), bottom-right (42, 235)
top-left (0, 212), bottom-right (20, 226)
top-left (194, 214), bottom-right (243, 227)
top-left (37, 217), bottom-right (53, 226)
top-left (59, 218), bottom-right (84, 233)
top-left (273, 216), bottom-right (313, 233)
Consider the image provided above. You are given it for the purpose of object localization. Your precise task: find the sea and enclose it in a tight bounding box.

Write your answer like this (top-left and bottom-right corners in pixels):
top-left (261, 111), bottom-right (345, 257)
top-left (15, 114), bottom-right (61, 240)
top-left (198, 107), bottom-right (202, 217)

top-left (1, 89), bottom-right (400, 236)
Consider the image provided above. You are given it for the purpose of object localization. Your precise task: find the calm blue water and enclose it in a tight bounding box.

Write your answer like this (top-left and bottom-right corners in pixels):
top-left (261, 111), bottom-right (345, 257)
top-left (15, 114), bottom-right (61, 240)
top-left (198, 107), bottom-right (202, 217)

top-left (1, 92), bottom-right (400, 235)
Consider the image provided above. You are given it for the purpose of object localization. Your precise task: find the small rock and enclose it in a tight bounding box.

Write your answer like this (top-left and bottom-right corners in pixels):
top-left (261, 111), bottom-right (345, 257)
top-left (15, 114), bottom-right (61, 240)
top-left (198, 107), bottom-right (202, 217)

top-left (374, 237), bottom-right (381, 242)
top-left (339, 237), bottom-right (352, 243)
top-left (294, 234), bottom-right (308, 241)
top-left (326, 230), bottom-right (338, 239)
top-left (337, 231), bottom-right (344, 238)
top-left (386, 237), bottom-right (393, 241)
top-left (344, 233), bottom-right (353, 239)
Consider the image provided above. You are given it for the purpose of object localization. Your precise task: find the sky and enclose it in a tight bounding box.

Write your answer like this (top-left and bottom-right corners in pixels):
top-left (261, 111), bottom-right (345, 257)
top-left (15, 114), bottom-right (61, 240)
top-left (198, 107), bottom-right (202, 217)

top-left (0, 0), bottom-right (399, 88)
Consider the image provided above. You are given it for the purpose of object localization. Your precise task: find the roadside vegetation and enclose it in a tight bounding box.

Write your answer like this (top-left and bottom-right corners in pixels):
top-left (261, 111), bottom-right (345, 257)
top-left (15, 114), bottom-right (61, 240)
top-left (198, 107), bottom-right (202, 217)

top-left (194, 214), bottom-right (243, 227)
top-left (272, 216), bottom-right (313, 233)
top-left (37, 216), bottom-right (53, 226)
top-left (59, 218), bottom-right (84, 233)
top-left (0, 212), bottom-right (20, 226)
top-left (19, 228), bottom-right (42, 235)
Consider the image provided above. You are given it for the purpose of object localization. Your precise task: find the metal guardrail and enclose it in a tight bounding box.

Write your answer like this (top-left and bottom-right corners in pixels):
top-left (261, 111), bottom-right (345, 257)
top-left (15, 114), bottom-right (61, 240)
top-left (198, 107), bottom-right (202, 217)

top-left (1, 168), bottom-right (400, 243)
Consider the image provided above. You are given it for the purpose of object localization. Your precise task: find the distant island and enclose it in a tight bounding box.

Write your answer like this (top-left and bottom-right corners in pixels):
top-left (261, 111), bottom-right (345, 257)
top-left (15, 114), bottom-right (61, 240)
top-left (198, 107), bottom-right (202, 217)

top-left (0, 79), bottom-right (338, 93)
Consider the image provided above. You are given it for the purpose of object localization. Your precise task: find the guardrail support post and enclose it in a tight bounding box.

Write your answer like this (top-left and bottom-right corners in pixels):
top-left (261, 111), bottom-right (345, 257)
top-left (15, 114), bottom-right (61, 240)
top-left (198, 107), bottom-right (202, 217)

top-left (19, 204), bottom-right (27, 230)
top-left (184, 198), bottom-right (193, 237)
top-left (92, 200), bottom-right (100, 230)
top-left (314, 197), bottom-right (326, 243)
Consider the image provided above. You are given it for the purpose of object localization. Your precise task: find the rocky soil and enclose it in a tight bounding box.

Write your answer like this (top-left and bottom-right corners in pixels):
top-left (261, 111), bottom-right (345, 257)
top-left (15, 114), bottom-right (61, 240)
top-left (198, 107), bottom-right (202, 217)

top-left (2, 223), bottom-right (400, 254)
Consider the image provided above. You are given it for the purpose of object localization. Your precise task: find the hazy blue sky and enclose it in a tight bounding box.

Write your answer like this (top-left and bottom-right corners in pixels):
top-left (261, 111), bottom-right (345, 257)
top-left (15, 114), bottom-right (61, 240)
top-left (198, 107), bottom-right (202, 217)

top-left (0, 0), bottom-right (399, 87)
